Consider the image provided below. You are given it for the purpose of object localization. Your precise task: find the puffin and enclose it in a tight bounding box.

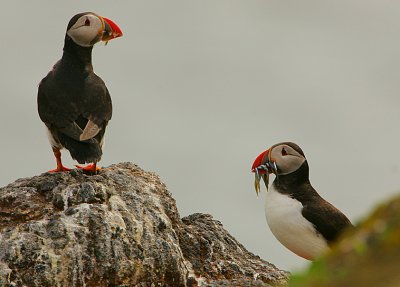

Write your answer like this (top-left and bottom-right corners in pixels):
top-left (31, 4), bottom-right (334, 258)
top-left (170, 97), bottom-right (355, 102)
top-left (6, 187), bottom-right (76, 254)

top-left (251, 142), bottom-right (352, 260)
top-left (37, 12), bottom-right (123, 173)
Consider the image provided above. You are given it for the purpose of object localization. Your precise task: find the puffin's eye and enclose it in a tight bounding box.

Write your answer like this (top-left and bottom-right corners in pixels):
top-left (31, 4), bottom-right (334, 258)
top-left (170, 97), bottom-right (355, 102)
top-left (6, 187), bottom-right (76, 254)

top-left (281, 148), bottom-right (288, 156)
top-left (84, 18), bottom-right (90, 26)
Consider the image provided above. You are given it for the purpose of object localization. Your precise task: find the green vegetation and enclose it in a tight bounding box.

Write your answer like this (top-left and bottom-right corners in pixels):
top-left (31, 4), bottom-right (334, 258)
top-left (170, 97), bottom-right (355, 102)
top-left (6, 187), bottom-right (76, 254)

top-left (288, 195), bottom-right (400, 287)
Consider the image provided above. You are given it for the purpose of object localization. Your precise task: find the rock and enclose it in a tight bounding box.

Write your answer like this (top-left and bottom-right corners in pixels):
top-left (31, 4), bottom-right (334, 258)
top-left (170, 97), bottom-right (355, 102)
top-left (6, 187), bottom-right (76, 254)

top-left (180, 213), bottom-right (287, 287)
top-left (0, 162), bottom-right (288, 287)
top-left (289, 194), bottom-right (400, 287)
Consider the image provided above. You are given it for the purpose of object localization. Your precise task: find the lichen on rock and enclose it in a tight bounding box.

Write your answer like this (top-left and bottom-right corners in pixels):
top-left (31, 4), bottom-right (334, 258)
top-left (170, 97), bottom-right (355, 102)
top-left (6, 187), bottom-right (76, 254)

top-left (0, 162), bottom-right (287, 287)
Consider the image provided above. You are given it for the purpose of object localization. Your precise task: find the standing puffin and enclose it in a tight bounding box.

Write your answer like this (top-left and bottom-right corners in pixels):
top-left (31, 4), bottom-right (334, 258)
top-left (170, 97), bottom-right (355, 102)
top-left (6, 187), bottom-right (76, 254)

top-left (251, 142), bottom-right (352, 260)
top-left (37, 12), bottom-right (123, 173)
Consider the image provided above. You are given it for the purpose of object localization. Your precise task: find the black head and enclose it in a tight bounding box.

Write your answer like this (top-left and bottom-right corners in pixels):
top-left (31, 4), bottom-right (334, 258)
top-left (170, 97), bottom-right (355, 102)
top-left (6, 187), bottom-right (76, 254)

top-left (65, 12), bottom-right (123, 47)
top-left (251, 142), bottom-right (309, 194)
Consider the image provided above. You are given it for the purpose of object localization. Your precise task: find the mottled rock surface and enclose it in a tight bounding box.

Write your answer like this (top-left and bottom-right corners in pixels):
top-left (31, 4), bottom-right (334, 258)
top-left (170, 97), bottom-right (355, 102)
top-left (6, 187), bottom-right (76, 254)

top-left (0, 162), bottom-right (288, 287)
top-left (180, 214), bottom-right (286, 287)
top-left (289, 194), bottom-right (400, 287)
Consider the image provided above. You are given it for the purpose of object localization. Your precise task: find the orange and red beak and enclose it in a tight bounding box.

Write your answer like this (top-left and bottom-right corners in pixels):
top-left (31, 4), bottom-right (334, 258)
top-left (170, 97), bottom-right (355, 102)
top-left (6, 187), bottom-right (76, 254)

top-left (251, 148), bottom-right (277, 195)
top-left (101, 16), bottom-right (123, 42)
top-left (251, 149), bottom-right (270, 174)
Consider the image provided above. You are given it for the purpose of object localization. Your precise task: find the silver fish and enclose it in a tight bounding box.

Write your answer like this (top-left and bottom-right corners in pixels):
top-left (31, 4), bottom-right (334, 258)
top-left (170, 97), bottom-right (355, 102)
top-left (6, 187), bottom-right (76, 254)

top-left (253, 162), bottom-right (277, 195)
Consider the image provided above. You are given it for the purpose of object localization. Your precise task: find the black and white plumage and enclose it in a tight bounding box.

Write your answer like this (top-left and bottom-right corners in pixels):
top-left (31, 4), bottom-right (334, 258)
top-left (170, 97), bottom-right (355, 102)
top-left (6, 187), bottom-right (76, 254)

top-left (37, 12), bottom-right (122, 173)
top-left (251, 142), bottom-right (352, 260)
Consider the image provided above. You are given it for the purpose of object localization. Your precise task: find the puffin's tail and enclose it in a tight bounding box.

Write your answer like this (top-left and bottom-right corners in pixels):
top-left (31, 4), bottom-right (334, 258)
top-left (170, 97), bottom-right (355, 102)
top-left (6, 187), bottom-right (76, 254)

top-left (58, 134), bottom-right (102, 164)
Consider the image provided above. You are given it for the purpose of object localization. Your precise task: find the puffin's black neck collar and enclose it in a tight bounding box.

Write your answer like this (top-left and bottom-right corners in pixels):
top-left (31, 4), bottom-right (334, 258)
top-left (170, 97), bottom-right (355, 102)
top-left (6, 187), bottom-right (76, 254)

top-left (62, 35), bottom-right (93, 69)
top-left (273, 161), bottom-right (310, 193)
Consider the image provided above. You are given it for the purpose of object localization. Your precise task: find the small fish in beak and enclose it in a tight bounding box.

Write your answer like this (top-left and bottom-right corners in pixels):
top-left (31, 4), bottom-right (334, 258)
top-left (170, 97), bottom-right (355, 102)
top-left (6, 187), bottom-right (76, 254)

top-left (253, 162), bottom-right (277, 195)
top-left (100, 16), bottom-right (123, 45)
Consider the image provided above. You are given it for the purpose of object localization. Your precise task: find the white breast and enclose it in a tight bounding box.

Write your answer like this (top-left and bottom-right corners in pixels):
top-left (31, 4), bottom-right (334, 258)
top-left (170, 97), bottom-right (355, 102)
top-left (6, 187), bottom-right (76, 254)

top-left (45, 127), bottom-right (62, 149)
top-left (264, 185), bottom-right (328, 260)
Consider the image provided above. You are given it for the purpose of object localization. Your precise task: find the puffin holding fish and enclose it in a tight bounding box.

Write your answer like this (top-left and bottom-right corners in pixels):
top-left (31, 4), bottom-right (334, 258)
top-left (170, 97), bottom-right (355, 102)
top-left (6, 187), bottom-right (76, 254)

top-left (251, 142), bottom-right (352, 260)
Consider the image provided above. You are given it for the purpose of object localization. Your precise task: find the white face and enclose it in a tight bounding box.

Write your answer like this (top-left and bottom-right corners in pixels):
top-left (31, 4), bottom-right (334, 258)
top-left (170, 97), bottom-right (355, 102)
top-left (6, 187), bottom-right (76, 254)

top-left (270, 144), bottom-right (306, 175)
top-left (66, 14), bottom-right (104, 47)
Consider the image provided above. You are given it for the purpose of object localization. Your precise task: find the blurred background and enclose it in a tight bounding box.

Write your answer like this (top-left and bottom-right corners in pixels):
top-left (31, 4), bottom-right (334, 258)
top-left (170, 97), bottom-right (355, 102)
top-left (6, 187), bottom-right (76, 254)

top-left (1, 0), bottom-right (399, 271)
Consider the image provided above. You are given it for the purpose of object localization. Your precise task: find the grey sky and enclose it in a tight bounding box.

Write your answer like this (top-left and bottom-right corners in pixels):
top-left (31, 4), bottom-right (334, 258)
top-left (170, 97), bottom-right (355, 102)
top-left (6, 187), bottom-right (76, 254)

top-left (1, 1), bottom-right (400, 271)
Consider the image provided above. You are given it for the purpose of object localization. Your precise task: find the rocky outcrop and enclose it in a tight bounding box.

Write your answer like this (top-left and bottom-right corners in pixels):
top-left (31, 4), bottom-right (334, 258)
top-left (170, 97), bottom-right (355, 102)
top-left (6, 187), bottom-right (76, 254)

top-left (289, 194), bottom-right (400, 287)
top-left (0, 162), bottom-right (288, 287)
top-left (180, 214), bottom-right (286, 287)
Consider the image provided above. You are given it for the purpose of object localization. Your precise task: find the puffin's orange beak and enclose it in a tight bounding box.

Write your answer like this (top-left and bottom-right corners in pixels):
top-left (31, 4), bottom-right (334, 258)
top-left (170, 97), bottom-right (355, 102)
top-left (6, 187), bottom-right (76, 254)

top-left (251, 149), bottom-right (270, 174)
top-left (251, 148), bottom-right (277, 196)
top-left (101, 16), bottom-right (123, 42)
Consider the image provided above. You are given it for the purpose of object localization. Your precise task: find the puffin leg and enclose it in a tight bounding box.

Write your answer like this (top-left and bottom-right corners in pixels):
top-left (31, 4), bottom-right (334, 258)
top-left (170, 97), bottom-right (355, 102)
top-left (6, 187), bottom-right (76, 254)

top-left (75, 163), bottom-right (101, 174)
top-left (48, 148), bottom-right (71, 172)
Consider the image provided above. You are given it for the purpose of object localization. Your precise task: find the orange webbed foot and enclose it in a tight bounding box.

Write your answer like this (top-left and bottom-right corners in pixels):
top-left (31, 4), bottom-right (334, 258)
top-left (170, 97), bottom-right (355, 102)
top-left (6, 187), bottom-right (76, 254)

top-left (48, 165), bottom-right (71, 173)
top-left (75, 163), bottom-right (101, 174)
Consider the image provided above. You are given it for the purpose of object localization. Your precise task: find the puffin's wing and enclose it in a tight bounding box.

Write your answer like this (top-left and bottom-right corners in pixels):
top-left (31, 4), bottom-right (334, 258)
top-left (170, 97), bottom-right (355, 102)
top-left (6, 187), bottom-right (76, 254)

top-left (59, 122), bottom-right (84, 141)
top-left (81, 73), bottom-right (112, 130)
top-left (302, 198), bottom-right (352, 243)
top-left (80, 120), bottom-right (101, 141)
top-left (38, 71), bottom-right (112, 141)
top-left (37, 74), bottom-right (82, 135)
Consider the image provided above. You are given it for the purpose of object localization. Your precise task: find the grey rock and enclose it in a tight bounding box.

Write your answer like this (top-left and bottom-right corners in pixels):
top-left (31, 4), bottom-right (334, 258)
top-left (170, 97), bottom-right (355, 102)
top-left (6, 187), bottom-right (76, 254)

top-left (0, 162), bottom-right (288, 287)
top-left (179, 214), bottom-right (288, 287)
